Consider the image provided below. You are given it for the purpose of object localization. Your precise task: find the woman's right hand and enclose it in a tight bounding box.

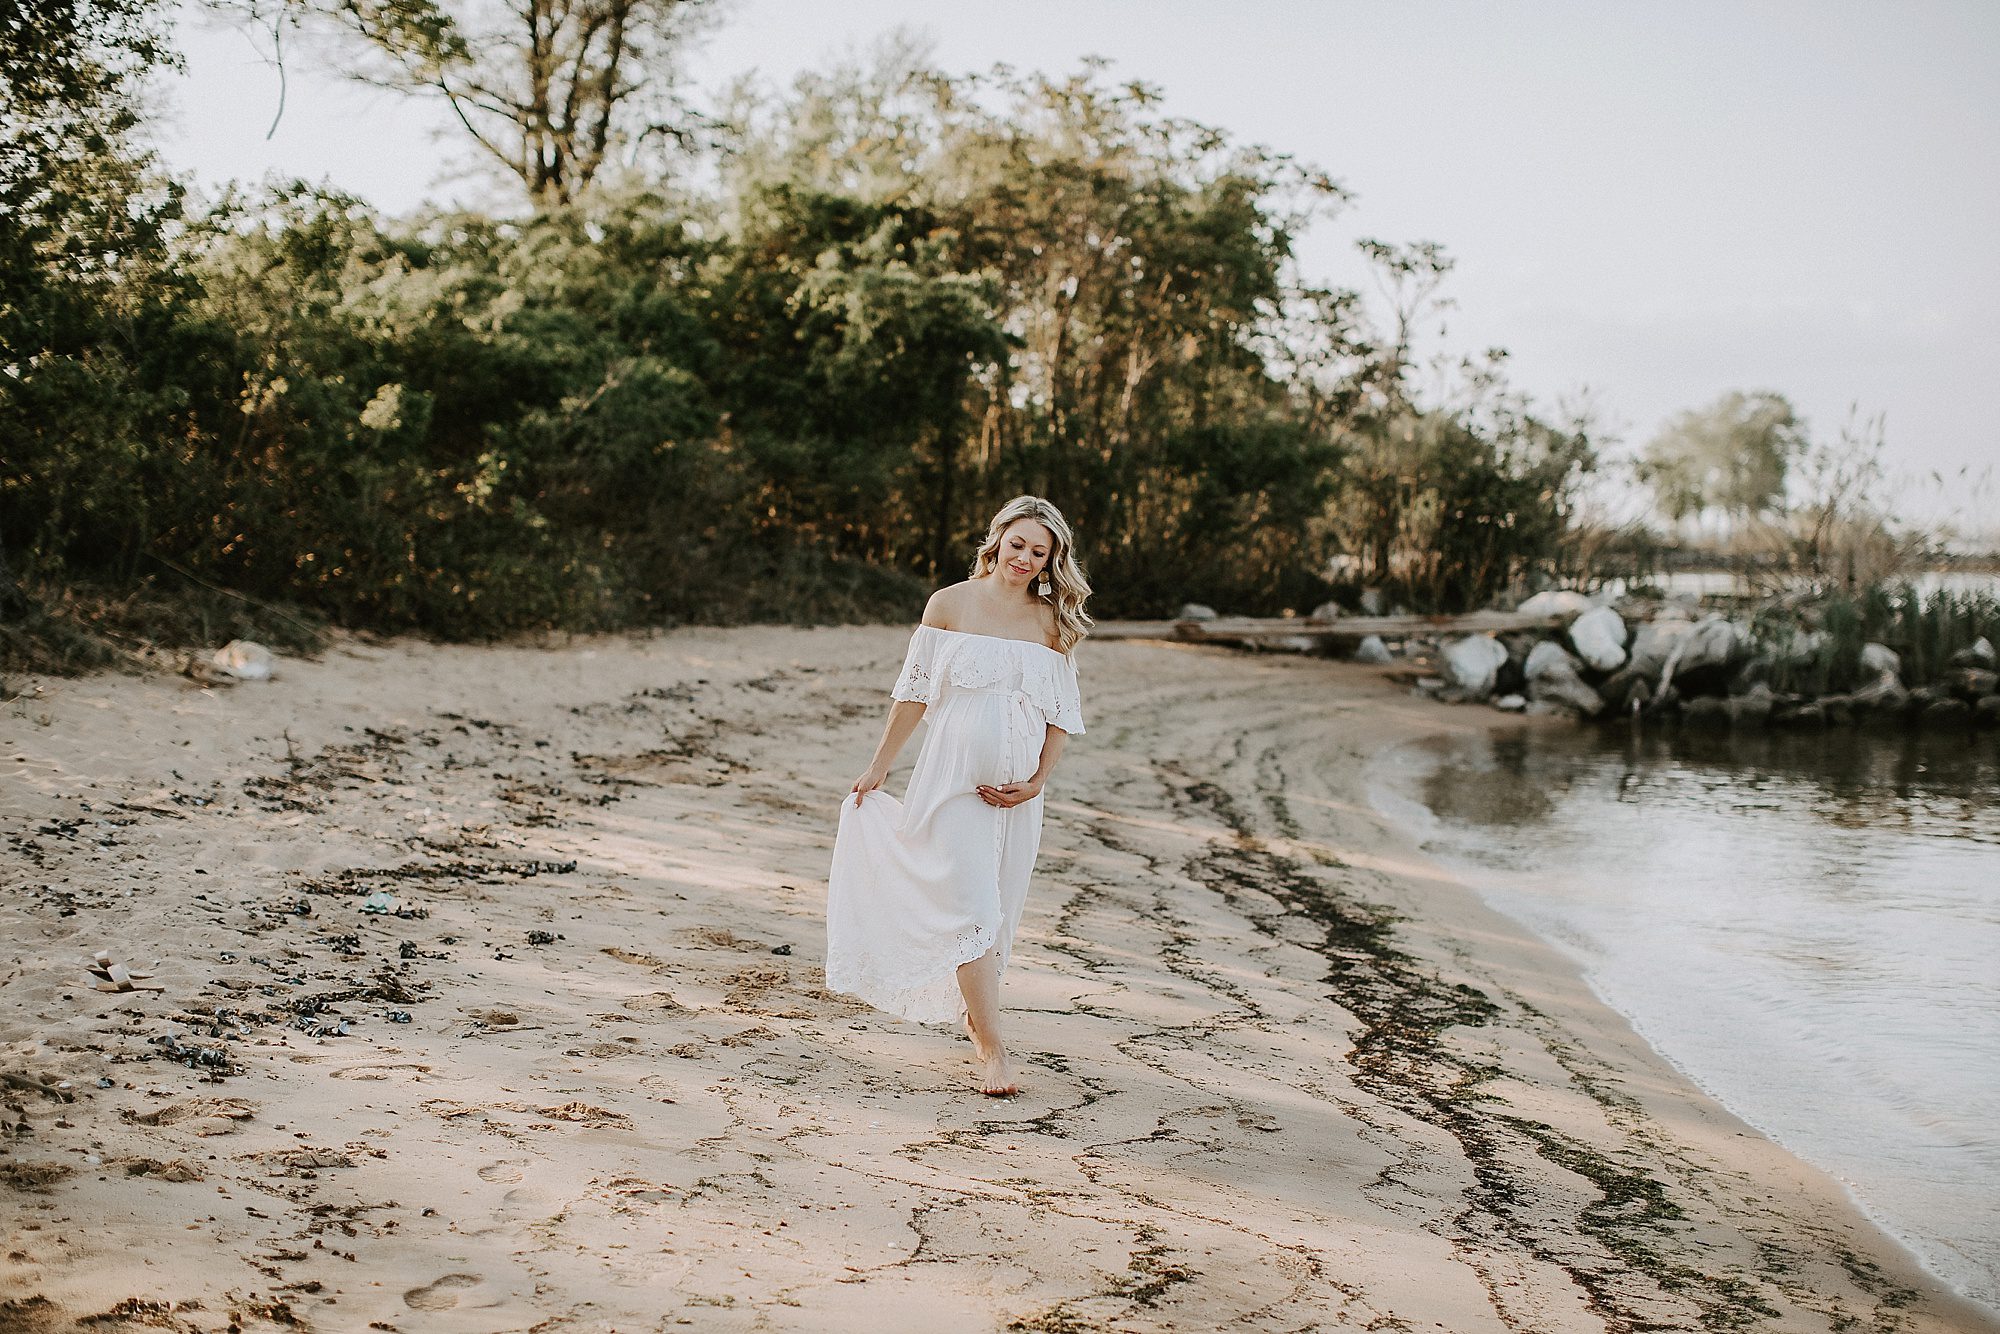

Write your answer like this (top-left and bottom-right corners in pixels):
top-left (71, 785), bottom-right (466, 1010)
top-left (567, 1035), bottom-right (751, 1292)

top-left (850, 762), bottom-right (889, 807)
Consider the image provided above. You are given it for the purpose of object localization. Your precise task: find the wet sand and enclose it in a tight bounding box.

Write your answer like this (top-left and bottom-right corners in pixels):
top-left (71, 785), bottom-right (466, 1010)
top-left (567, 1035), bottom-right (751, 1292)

top-left (1, 625), bottom-right (1991, 1332)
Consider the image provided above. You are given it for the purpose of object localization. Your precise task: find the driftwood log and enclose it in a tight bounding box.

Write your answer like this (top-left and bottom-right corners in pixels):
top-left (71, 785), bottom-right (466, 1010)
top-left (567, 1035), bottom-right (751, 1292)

top-left (1089, 612), bottom-right (1567, 644)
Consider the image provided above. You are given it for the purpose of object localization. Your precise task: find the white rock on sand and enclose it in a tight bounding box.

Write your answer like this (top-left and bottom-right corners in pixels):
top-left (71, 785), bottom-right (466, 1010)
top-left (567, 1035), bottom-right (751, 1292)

top-left (1629, 613), bottom-right (1696, 680)
top-left (1658, 615), bottom-right (1749, 692)
top-left (1860, 642), bottom-right (1902, 678)
top-left (1440, 634), bottom-right (1508, 698)
top-left (1952, 636), bottom-right (1996, 668)
top-left (1516, 589), bottom-right (1595, 621)
top-left (1351, 634), bottom-right (1394, 665)
top-left (1568, 605), bottom-right (1628, 672)
top-left (1525, 640), bottom-right (1606, 717)
top-left (211, 639), bottom-right (276, 681)
top-left (1, 627), bottom-right (1987, 1333)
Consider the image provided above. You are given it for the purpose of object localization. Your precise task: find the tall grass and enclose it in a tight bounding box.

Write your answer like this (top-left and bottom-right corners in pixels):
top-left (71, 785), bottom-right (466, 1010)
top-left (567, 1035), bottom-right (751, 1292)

top-left (1757, 584), bottom-right (1998, 695)
top-left (0, 579), bottom-right (329, 683)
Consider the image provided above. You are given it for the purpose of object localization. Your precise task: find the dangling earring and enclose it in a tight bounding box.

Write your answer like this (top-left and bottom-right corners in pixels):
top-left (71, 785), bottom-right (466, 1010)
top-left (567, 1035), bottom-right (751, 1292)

top-left (1037, 574), bottom-right (1052, 597)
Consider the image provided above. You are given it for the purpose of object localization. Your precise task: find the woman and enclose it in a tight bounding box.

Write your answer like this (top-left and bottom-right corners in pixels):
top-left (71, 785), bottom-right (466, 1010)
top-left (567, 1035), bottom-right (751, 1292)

top-left (826, 496), bottom-right (1092, 1096)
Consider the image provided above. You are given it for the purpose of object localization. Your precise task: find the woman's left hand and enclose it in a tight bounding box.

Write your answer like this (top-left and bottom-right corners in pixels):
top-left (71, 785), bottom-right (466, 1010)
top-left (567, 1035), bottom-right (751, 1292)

top-left (977, 778), bottom-right (1044, 808)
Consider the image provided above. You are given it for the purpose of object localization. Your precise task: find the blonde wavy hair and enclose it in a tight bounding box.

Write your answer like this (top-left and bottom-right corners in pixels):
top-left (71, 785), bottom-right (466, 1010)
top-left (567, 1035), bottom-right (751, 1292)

top-left (968, 495), bottom-right (1094, 653)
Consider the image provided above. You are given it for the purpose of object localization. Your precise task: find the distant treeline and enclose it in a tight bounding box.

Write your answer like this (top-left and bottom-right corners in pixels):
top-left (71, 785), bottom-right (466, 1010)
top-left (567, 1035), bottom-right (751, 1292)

top-left (3, 5), bottom-right (1601, 666)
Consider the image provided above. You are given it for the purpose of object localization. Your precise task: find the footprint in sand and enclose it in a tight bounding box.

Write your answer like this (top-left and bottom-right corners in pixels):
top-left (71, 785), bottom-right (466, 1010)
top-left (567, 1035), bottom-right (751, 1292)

top-left (404, 1273), bottom-right (484, 1311)
top-left (618, 991), bottom-right (688, 1018)
top-left (497, 1186), bottom-right (554, 1220)
top-left (122, 1096), bottom-right (257, 1135)
top-left (465, 1007), bottom-right (527, 1027)
top-left (477, 1162), bottom-right (523, 1183)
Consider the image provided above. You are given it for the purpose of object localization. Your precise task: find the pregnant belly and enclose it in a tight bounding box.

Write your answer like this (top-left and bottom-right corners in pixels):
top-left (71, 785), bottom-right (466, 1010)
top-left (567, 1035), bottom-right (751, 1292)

top-left (928, 692), bottom-right (1034, 787)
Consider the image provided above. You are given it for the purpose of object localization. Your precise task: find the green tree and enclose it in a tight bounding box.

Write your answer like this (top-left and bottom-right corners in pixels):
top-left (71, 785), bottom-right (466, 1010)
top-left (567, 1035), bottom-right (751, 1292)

top-left (6, 21), bottom-right (1616, 668)
top-left (703, 186), bottom-right (1008, 577)
top-left (1, 0), bottom-right (185, 594)
top-left (720, 52), bottom-right (1357, 612)
top-left (1638, 389), bottom-right (1805, 531)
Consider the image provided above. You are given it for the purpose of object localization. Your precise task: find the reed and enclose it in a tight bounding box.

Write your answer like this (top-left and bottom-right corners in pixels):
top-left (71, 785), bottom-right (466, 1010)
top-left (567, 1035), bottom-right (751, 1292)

top-left (1758, 584), bottom-right (1998, 695)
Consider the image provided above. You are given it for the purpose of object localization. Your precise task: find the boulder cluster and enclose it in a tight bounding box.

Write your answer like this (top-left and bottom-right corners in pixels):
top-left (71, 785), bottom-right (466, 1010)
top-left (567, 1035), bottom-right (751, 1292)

top-left (1423, 591), bottom-right (2000, 729)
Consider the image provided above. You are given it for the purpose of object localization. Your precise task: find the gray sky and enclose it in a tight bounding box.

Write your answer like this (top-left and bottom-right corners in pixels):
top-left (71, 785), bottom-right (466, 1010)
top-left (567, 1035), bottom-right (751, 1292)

top-left (159, 1), bottom-right (1999, 521)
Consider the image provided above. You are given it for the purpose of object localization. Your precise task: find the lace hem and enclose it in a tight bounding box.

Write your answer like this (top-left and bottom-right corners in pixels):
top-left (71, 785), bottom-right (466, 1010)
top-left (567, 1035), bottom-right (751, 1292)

top-left (825, 922), bottom-right (996, 1026)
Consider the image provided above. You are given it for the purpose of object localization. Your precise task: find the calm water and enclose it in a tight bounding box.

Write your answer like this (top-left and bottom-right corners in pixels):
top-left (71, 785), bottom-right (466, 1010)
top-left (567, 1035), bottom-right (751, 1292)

top-left (1368, 725), bottom-right (2000, 1312)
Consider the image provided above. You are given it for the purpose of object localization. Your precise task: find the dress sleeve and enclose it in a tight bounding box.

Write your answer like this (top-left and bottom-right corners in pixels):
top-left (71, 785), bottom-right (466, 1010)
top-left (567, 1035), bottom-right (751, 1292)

top-left (1048, 653), bottom-right (1086, 735)
top-left (890, 626), bottom-right (941, 705)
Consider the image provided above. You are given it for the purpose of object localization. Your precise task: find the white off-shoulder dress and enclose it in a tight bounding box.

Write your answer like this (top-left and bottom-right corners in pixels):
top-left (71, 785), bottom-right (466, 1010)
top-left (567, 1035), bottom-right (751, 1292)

top-left (826, 626), bottom-right (1086, 1025)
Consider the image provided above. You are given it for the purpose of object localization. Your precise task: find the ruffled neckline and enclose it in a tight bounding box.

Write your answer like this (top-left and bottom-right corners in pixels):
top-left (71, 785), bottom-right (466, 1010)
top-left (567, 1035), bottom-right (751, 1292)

top-left (920, 625), bottom-right (1068, 658)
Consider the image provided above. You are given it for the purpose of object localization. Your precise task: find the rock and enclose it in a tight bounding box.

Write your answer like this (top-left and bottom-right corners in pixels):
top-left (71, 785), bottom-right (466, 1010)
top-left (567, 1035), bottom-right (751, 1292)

top-left (1908, 684), bottom-right (1947, 708)
top-left (1568, 606), bottom-right (1628, 672)
top-left (1628, 617), bottom-right (1696, 680)
top-left (1596, 666), bottom-right (1643, 713)
top-left (1773, 702), bottom-right (1825, 728)
top-left (1729, 683), bottom-right (1776, 727)
top-left (1976, 695), bottom-right (2000, 727)
top-left (1948, 667), bottom-right (1999, 700)
top-left (1775, 629), bottom-right (1828, 667)
top-left (1683, 685), bottom-right (1774, 727)
top-left (1662, 616), bottom-right (1749, 694)
top-left (1817, 694), bottom-right (1855, 726)
top-left (1524, 641), bottom-right (1605, 717)
top-left (1949, 637), bottom-right (1996, 669)
top-left (1178, 603), bottom-right (1218, 622)
top-left (1921, 698), bottom-right (1973, 727)
top-left (1264, 635), bottom-right (1320, 654)
top-left (1859, 642), bottom-right (1900, 678)
top-left (211, 640), bottom-right (275, 682)
top-left (1351, 635), bottom-right (1393, 665)
top-left (1492, 694), bottom-right (1527, 713)
top-left (1523, 640), bottom-right (1573, 678)
top-left (1517, 590), bottom-right (1595, 622)
top-left (1440, 634), bottom-right (1509, 699)
top-left (1357, 587), bottom-right (1388, 616)
top-left (1414, 677), bottom-right (1446, 696)
top-left (1625, 678), bottom-right (1653, 714)
top-left (1682, 696), bottom-right (1730, 726)
top-left (1308, 601), bottom-right (1345, 623)
top-left (1849, 673), bottom-right (1909, 713)
top-left (1729, 656), bottom-right (1771, 695)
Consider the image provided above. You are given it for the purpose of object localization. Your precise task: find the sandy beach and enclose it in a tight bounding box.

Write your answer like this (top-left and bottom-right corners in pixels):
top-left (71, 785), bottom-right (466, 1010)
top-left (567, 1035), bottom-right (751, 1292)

top-left (2, 625), bottom-right (1991, 1333)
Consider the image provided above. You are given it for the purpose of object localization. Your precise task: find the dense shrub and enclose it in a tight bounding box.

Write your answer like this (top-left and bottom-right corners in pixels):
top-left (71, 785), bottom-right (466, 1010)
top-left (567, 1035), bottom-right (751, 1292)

top-left (4, 47), bottom-right (1601, 670)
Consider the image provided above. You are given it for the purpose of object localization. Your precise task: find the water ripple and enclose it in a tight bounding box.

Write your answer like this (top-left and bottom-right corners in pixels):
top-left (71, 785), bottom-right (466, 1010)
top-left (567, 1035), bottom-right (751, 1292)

top-left (1370, 724), bottom-right (2000, 1313)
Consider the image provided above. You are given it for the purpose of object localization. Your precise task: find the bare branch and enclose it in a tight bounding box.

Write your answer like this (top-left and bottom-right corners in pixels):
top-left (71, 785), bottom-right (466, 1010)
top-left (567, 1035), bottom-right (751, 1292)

top-left (303, 0), bottom-right (712, 204)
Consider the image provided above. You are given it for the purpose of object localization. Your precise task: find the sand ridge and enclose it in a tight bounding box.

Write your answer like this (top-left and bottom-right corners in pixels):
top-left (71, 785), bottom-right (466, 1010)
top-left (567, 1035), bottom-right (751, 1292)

top-left (1, 625), bottom-right (1992, 1332)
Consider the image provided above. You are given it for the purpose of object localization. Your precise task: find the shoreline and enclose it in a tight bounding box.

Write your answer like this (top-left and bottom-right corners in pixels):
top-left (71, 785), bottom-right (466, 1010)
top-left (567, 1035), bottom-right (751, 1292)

top-left (1362, 723), bottom-right (1999, 1319)
top-left (1360, 720), bottom-right (2000, 1312)
top-left (2, 625), bottom-right (1993, 1331)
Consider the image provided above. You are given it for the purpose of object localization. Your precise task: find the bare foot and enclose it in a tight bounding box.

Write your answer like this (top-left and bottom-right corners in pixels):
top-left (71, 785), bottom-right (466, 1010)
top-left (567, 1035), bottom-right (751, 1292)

top-left (962, 1007), bottom-right (1019, 1096)
top-left (972, 1048), bottom-right (1016, 1104)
